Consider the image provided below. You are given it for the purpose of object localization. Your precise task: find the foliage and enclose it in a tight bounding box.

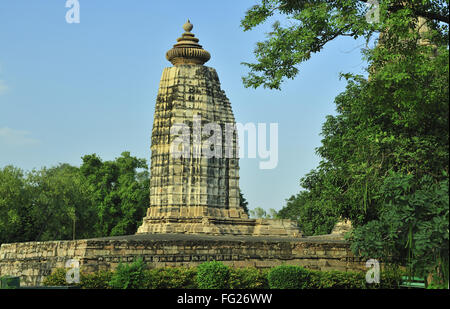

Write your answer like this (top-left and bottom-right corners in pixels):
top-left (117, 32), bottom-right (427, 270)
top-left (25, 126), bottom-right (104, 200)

top-left (278, 190), bottom-right (338, 236)
top-left (240, 0), bottom-right (449, 89)
top-left (43, 268), bottom-right (113, 289)
top-left (42, 264), bottom-right (406, 289)
top-left (196, 261), bottom-right (230, 289)
top-left (249, 207), bottom-right (278, 219)
top-left (0, 152), bottom-right (149, 245)
top-left (239, 189), bottom-right (249, 215)
top-left (229, 268), bottom-right (269, 289)
top-left (0, 166), bottom-right (33, 244)
top-left (144, 267), bottom-right (197, 289)
top-left (266, 0), bottom-right (449, 282)
top-left (42, 268), bottom-right (71, 286)
top-left (108, 258), bottom-right (147, 289)
top-left (307, 267), bottom-right (403, 289)
top-left (26, 164), bottom-right (97, 241)
top-left (267, 265), bottom-right (310, 289)
top-left (80, 271), bottom-right (113, 289)
top-left (350, 173), bottom-right (449, 284)
top-left (80, 152), bottom-right (149, 237)
top-left (377, 267), bottom-right (405, 289)
top-left (308, 270), bottom-right (366, 289)
top-left (427, 282), bottom-right (449, 289)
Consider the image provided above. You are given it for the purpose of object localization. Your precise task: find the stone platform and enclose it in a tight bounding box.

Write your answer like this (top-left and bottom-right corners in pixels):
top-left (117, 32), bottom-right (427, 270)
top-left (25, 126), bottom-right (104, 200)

top-left (137, 215), bottom-right (302, 237)
top-left (0, 233), bottom-right (364, 286)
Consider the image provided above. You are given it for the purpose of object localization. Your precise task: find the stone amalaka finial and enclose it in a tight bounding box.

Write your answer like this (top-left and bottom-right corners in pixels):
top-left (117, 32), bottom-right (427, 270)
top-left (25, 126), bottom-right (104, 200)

top-left (183, 19), bottom-right (193, 32)
top-left (166, 20), bottom-right (211, 65)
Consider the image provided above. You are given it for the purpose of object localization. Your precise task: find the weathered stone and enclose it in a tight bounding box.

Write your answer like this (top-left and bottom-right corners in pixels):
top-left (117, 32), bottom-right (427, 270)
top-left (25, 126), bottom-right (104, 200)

top-left (136, 21), bottom-right (301, 237)
top-left (0, 22), bottom-right (370, 287)
top-left (0, 234), bottom-right (367, 286)
top-left (330, 219), bottom-right (353, 237)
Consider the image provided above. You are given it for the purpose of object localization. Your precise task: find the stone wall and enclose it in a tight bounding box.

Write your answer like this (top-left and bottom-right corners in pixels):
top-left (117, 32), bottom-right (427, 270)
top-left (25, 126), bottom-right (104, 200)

top-left (0, 234), bottom-right (365, 286)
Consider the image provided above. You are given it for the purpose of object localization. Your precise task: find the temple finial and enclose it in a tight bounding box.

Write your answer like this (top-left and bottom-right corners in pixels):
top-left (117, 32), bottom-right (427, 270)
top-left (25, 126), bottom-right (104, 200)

top-left (183, 19), bottom-right (193, 32)
top-left (166, 20), bottom-right (211, 65)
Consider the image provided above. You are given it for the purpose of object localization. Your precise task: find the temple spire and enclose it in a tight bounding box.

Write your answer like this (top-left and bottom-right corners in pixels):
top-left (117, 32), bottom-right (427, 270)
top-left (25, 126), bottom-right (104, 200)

top-left (166, 20), bottom-right (211, 65)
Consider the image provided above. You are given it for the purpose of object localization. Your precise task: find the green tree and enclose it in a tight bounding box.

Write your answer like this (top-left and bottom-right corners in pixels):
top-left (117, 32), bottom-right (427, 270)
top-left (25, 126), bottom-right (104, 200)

top-left (109, 258), bottom-right (147, 289)
top-left (293, 41), bottom-right (447, 278)
top-left (244, 0), bottom-right (449, 281)
top-left (278, 190), bottom-right (338, 236)
top-left (249, 207), bottom-right (278, 218)
top-left (26, 164), bottom-right (96, 241)
top-left (0, 166), bottom-right (33, 244)
top-left (249, 207), bottom-right (267, 218)
top-left (241, 0), bottom-right (448, 89)
top-left (351, 173), bottom-right (449, 285)
top-left (80, 152), bottom-right (149, 237)
top-left (196, 261), bottom-right (230, 289)
top-left (1, 152), bottom-right (150, 244)
top-left (1, 164), bottom-right (98, 244)
top-left (239, 189), bottom-right (249, 215)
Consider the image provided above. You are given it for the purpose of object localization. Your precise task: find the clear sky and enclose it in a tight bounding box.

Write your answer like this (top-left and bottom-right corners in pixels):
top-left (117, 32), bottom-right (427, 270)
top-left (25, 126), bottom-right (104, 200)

top-left (0, 0), bottom-right (369, 213)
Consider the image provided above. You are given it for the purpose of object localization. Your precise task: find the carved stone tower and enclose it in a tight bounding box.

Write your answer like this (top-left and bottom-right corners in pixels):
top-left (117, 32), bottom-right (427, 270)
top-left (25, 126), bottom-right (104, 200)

top-left (137, 21), bottom-right (300, 237)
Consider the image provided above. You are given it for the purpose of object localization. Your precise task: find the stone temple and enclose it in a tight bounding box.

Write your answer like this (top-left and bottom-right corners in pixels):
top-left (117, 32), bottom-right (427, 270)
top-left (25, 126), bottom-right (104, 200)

top-left (136, 20), bottom-right (299, 237)
top-left (0, 21), bottom-right (365, 287)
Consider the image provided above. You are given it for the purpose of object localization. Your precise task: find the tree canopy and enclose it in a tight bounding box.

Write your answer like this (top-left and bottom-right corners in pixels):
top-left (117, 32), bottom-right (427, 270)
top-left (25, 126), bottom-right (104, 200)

top-left (247, 0), bottom-right (449, 284)
top-left (80, 152), bottom-right (149, 236)
top-left (241, 0), bottom-right (449, 89)
top-left (0, 152), bottom-right (149, 245)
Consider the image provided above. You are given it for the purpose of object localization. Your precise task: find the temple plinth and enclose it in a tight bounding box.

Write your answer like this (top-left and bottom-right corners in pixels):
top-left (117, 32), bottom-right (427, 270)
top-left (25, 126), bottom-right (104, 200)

top-left (136, 21), bottom-right (301, 237)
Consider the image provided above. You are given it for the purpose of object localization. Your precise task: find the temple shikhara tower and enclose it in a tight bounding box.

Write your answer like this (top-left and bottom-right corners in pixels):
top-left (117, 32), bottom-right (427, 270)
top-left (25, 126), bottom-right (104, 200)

top-left (137, 21), bottom-right (300, 237)
top-left (0, 21), bottom-right (369, 288)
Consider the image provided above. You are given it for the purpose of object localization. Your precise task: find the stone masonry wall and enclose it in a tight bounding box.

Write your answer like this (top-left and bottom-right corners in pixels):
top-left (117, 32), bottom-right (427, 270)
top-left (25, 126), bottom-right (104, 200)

top-left (0, 234), bottom-right (365, 286)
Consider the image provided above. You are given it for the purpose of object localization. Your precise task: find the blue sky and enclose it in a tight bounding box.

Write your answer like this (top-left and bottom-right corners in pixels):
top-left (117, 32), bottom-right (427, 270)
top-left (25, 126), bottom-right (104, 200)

top-left (0, 0), bottom-right (369, 213)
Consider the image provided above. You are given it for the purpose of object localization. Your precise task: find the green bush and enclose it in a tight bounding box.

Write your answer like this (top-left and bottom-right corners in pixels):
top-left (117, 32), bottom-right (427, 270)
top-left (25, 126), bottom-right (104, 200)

top-left (196, 261), bottom-right (230, 289)
top-left (375, 268), bottom-right (403, 289)
top-left (307, 267), bottom-right (404, 289)
top-left (427, 282), bottom-right (448, 289)
top-left (42, 264), bottom-right (405, 289)
top-left (308, 270), bottom-right (366, 289)
top-left (43, 268), bottom-right (113, 288)
top-left (42, 268), bottom-right (71, 286)
top-left (145, 267), bottom-right (197, 289)
top-left (267, 265), bottom-right (310, 289)
top-left (108, 258), bottom-right (147, 289)
top-left (81, 271), bottom-right (113, 289)
top-left (229, 267), bottom-right (269, 289)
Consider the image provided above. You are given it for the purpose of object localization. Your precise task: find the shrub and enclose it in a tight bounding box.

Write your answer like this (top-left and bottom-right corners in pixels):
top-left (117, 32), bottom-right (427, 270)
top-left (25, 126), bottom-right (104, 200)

top-left (308, 267), bottom-right (404, 289)
top-left (81, 271), bottom-right (113, 289)
top-left (196, 261), bottom-right (230, 289)
top-left (229, 267), bottom-right (269, 289)
top-left (427, 282), bottom-right (448, 289)
top-left (42, 264), bottom-right (405, 289)
top-left (308, 270), bottom-right (366, 289)
top-left (42, 268), bottom-right (71, 286)
top-left (267, 265), bottom-right (310, 289)
top-left (370, 267), bottom-right (404, 289)
top-left (145, 267), bottom-right (197, 289)
top-left (108, 258), bottom-right (147, 289)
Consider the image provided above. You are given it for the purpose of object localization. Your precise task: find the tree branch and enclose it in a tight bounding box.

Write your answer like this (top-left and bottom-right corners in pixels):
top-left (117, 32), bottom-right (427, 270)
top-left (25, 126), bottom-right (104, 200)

top-left (414, 9), bottom-right (449, 24)
top-left (358, 0), bottom-right (449, 24)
